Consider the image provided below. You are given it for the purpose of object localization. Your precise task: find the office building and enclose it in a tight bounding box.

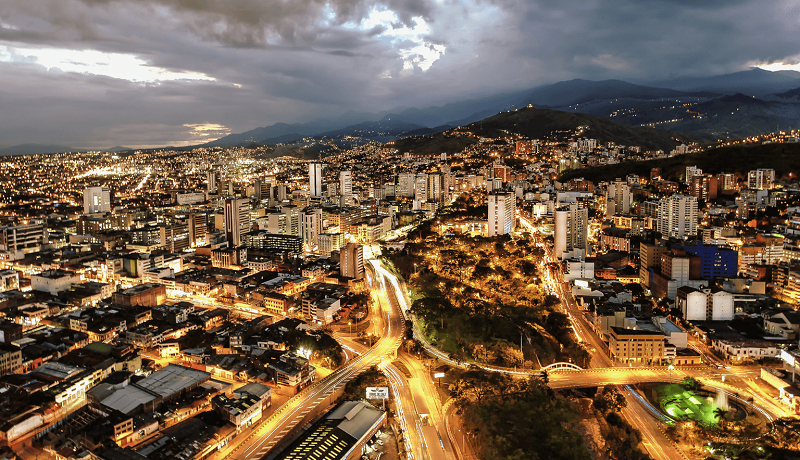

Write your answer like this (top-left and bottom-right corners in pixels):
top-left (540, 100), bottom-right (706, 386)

top-left (658, 195), bottom-right (697, 239)
top-left (224, 198), bottom-right (251, 246)
top-left (554, 203), bottom-right (588, 259)
top-left (83, 186), bottom-right (112, 214)
top-left (488, 192), bottom-right (515, 237)
top-left (309, 163), bottom-right (323, 197)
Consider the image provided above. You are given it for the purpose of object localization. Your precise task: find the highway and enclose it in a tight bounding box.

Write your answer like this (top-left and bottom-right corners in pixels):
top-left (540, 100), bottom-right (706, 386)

top-left (213, 262), bottom-right (405, 460)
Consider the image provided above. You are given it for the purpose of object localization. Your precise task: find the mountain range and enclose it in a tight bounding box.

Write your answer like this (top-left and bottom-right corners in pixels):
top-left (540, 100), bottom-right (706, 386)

top-left (5, 68), bottom-right (800, 155)
top-left (202, 68), bottom-right (800, 150)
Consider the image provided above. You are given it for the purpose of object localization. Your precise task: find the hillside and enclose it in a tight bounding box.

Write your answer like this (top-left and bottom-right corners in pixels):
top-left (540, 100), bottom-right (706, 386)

top-left (558, 142), bottom-right (800, 183)
top-left (467, 107), bottom-right (705, 151)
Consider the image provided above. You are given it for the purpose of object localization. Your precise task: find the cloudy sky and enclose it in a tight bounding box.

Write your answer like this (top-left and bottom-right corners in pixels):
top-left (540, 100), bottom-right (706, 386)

top-left (1, 0), bottom-right (799, 149)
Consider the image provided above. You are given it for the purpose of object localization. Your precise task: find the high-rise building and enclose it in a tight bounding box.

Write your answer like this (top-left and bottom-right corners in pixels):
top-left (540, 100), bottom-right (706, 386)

top-left (488, 192), bottom-right (515, 237)
top-left (554, 203), bottom-right (588, 259)
top-left (427, 174), bottom-right (443, 202)
top-left (83, 186), bottom-right (112, 214)
top-left (189, 212), bottom-right (209, 247)
top-left (748, 168), bottom-right (775, 190)
top-left (309, 163), bottom-right (324, 197)
top-left (253, 180), bottom-right (263, 200)
top-left (414, 174), bottom-right (428, 202)
top-left (224, 198), bottom-right (251, 246)
top-left (339, 170), bottom-right (353, 204)
top-left (267, 206), bottom-right (300, 236)
top-left (690, 174), bottom-right (718, 201)
top-left (340, 243), bottom-right (364, 279)
top-left (318, 233), bottom-right (345, 257)
top-left (606, 178), bottom-right (631, 216)
top-left (397, 173), bottom-right (415, 198)
top-left (301, 208), bottom-right (322, 252)
top-left (639, 241), bottom-right (668, 290)
top-left (658, 195), bottom-right (698, 240)
top-left (207, 171), bottom-right (217, 194)
top-left (718, 173), bottom-right (736, 193)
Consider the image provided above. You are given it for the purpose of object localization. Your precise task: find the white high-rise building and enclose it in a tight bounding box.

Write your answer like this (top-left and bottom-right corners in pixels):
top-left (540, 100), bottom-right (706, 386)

top-left (224, 198), bottom-right (251, 246)
top-left (488, 192), bottom-right (516, 237)
top-left (83, 187), bottom-right (111, 214)
top-left (554, 203), bottom-right (588, 259)
top-left (658, 194), bottom-right (698, 239)
top-left (309, 163), bottom-right (324, 197)
top-left (606, 178), bottom-right (631, 216)
top-left (748, 168), bottom-right (775, 190)
top-left (339, 170), bottom-right (353, 204)
top-left (397, 173), bottom-right (415, 198)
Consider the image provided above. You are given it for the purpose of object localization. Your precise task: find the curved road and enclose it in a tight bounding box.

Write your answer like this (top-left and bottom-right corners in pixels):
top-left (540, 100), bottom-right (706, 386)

top-left (215, 263), bottom-right (405, 460)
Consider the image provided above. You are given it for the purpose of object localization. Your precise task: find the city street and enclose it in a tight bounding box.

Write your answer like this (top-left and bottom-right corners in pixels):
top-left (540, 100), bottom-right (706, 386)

top-left (210, 263), bottom-right (405, 460)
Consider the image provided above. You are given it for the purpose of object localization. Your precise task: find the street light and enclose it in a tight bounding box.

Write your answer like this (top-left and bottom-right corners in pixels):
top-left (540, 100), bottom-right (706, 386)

top-left (349, 321), bottom-right (352, 335)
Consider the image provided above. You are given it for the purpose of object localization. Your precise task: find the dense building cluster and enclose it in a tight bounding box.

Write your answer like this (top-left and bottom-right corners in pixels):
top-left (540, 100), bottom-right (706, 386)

top-left (0, 118), bottom-right (798, 458)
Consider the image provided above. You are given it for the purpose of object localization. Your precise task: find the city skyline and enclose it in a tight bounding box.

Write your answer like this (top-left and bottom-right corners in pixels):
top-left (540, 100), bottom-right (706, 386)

top-left (2, 0), bottom-right (800, 149)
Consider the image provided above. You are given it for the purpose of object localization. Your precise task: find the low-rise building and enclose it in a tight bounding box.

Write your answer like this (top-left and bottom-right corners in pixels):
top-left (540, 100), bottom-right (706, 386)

top-left (608, 327), bottom-right (665, 366)
top-left (31, 270), bottom-right (79, 296)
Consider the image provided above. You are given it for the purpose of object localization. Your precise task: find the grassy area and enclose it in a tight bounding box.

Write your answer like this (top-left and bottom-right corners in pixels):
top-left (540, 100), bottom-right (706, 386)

top-left (655, 383), bottom-right (720, 425)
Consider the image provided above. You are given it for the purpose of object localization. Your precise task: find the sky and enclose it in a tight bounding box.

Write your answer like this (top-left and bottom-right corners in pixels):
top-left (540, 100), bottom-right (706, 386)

top-left (1, 0), bottom-right (799, 149)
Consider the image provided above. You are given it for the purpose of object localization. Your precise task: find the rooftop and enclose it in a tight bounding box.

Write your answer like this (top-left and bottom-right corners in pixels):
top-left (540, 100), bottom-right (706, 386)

top-left (136, 364), bottom-right (210, 398)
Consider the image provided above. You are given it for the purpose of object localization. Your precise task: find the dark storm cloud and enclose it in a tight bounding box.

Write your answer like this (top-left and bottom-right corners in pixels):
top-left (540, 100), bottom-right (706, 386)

top-left (0, 0), bottom-right (798, 148)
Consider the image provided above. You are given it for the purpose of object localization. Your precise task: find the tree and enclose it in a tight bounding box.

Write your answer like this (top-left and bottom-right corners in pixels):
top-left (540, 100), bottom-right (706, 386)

top-left (681, 377), bottom-right (702, 392)
top-left (593, 387), bottom-right (627, 414)
top-left (713, 407), bottom-right (729, 430)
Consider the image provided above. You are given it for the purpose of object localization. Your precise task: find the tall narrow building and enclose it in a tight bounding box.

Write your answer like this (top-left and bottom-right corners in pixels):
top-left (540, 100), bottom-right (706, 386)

top-left (83, 187), bottom-right (111, 214)
top-left (606, 178), bottom-right (631, 216)
top-left (339, 170), bottom-right (353, 204)
top-left (309, 163), bottom-right (324, 197)
top-left (224, 198), bottom-right (251, 246)
top-left (554, 203), bottom-right (588, 259)
top-left (487, 192), bottom-right (515, 237)
top-left (207, 171), bottom-right (217, 194)
top-left (340, 243), bottom-right (364, 279)
top-left (658, 194), bottom-right (698, 240)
